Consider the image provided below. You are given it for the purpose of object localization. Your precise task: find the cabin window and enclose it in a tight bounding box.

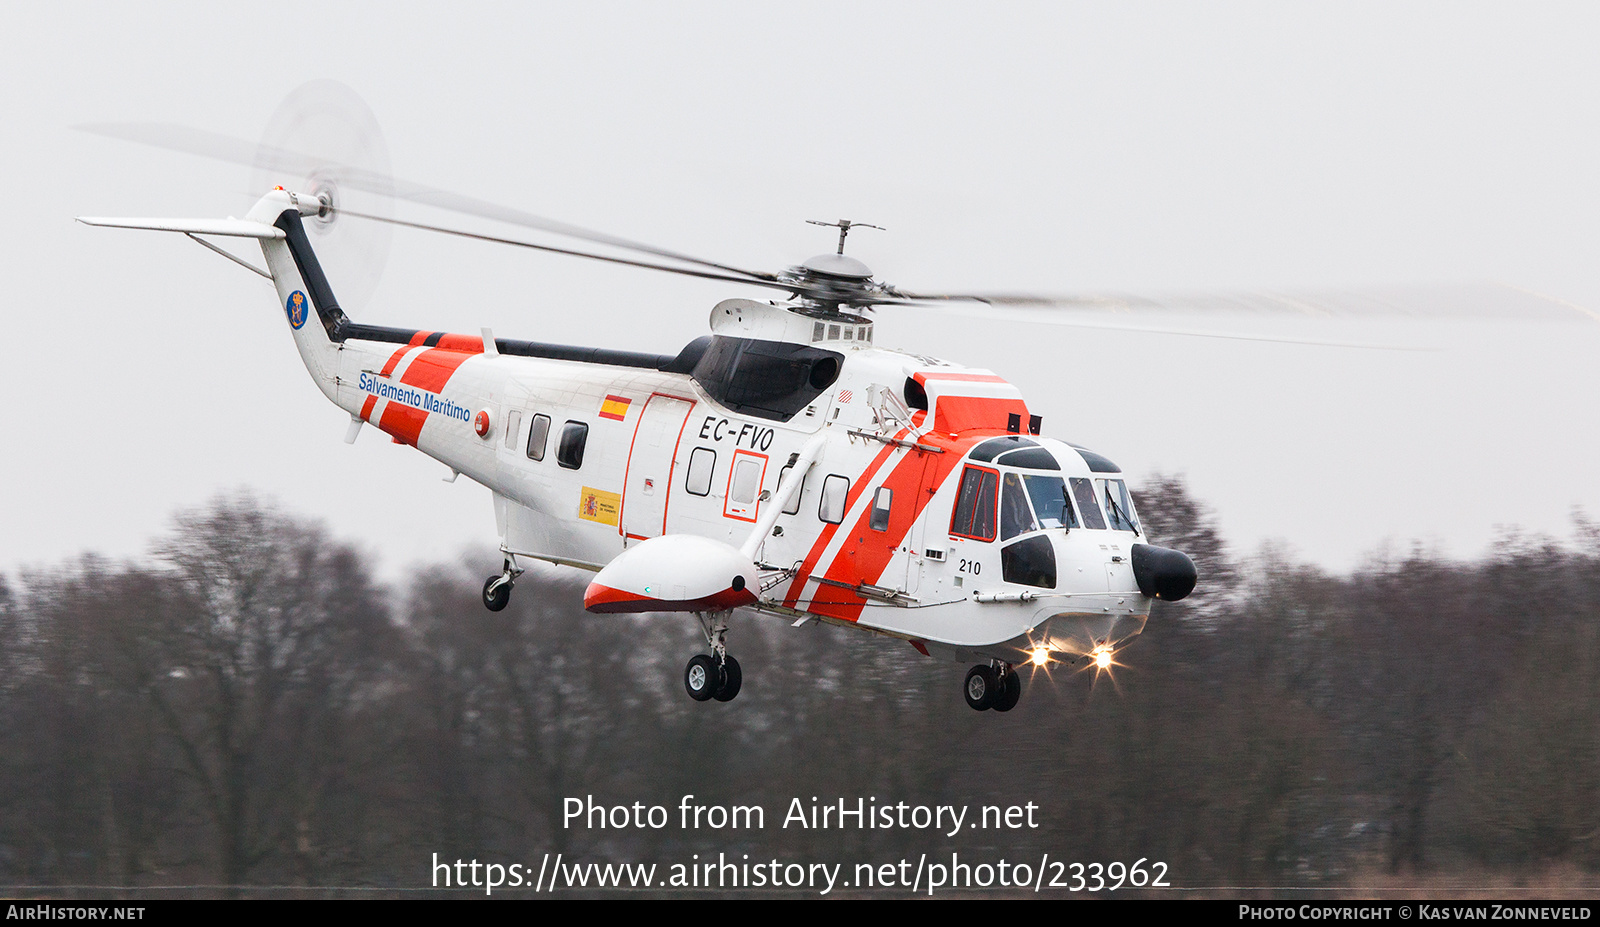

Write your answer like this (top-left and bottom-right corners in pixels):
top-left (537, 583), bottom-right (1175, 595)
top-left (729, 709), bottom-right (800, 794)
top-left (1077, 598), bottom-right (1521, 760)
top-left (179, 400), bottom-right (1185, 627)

top-left (557, 421), bottom-right (588, 470)
top-left (777, 464), bottom-right (807, 515)
top-left (870, 487), bottom-right (893, 531)
top-left (950, 466), bottom-right (998, 541)
top-left (1000, 473), bottom-right (1038, 540)
top-left (729, 457), bottom-right (762, 505)
top-left (813, 322), bottom-right (825, 342)
top-left (1070, 477), bottom-right (1107, 529)
top-left (819, 474), bottom-right (850, 524)
top-left (504, 410), bottom-right (523, 450)
top-left (685, 447), bottom-right (716, 496)
top-left (526, 414), bottom-right (550, 461)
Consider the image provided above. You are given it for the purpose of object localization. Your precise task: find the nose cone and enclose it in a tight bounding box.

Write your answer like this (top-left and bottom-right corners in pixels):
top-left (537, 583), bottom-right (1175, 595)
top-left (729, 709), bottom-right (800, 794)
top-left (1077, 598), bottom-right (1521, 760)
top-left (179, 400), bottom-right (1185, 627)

top-left (1130, 543), bottom-right (1198, 602)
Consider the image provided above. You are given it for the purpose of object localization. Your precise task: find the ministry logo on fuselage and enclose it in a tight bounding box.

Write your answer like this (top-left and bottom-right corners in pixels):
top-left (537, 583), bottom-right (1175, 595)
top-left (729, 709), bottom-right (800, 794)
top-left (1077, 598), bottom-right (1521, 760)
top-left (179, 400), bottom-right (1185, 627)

top-left (286, 290), bottom-right (309, 330)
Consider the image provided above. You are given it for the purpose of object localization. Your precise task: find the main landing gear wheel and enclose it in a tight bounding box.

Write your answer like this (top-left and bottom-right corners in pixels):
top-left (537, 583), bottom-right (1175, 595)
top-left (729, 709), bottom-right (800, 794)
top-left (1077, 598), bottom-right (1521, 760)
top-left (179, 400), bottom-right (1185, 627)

top-left (482, 574), bottom-right (512, 612)
top-left (482, 558), bottom-right (520, 612)
top-left (685, 654), bottom-right (718, 701)
top-left (991, 666), bottom-right (1022, 713)
top-left (964, 665), bottom-right (999, 711)
top-left (713, 655), bottom-right (742, 702)
top-left (688, 610), bottom-right (741, 703)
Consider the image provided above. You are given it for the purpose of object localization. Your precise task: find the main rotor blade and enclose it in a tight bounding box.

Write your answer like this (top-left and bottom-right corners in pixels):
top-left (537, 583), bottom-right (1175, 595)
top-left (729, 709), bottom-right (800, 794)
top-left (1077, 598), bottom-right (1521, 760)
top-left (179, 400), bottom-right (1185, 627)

top-left (883, 283), bottom-right (1596, 322)
top-left (332, 206), bottom-right (808, 295)
top-left (896, 301), bottom-right (1429, 350)
top-left (77, 122), bottom-right (779, 282)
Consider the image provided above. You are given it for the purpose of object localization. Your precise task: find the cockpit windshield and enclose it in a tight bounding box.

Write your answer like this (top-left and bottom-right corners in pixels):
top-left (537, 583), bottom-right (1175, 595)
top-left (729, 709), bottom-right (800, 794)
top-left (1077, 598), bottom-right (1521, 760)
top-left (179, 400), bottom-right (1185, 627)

top-left (967, 432), bottom-right (1140, 536)
top-left (1022, 475), bottom-right (1076, 530)
top-left (1070, 477), bottom-right (1107, 530)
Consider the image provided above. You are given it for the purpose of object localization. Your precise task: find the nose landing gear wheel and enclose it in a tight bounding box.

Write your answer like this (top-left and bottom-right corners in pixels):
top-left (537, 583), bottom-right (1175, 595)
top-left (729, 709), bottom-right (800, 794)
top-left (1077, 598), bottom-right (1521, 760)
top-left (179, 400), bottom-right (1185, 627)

top-left (685, 654), bottom-right (718, 701)
top-left (991, 666), bottom-right (1022, 712)
top-left (964, 665), bottom-right (998, 711)
top-left (713, 655), bottom-right (742, 702)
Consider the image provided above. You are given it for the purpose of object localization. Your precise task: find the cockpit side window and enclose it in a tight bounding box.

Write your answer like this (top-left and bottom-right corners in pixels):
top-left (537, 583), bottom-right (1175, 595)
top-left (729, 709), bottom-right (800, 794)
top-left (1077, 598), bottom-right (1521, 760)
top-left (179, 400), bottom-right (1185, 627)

top-left (1002, 535), bottom-right (1057, 589)
top-left (950, 466), bottom-right (998, 541)
top-left (1070, 477), bottom-right (1107, 530)
top-left (1099, 478), bottom-right (1140, 533)
top-left (1000, 473), bottom-right (1038, 540)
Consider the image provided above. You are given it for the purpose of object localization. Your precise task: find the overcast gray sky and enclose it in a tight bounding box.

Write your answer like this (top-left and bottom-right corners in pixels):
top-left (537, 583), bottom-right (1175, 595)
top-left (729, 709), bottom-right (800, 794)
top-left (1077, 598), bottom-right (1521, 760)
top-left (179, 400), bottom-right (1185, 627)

top-left (6, 2), bottom-right (1600, 580)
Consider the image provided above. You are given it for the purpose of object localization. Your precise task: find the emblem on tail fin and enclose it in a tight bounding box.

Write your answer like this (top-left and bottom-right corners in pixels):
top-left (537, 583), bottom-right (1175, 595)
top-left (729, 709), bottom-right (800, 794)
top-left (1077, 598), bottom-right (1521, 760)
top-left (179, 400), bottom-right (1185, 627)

top-left (286, 290), bottom-right (309, 330)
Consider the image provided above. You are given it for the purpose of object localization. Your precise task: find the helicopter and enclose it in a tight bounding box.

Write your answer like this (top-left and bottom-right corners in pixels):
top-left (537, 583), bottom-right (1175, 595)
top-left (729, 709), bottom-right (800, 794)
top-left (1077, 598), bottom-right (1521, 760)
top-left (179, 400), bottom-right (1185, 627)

top-left (78, 129), bottom-right (1201, 714)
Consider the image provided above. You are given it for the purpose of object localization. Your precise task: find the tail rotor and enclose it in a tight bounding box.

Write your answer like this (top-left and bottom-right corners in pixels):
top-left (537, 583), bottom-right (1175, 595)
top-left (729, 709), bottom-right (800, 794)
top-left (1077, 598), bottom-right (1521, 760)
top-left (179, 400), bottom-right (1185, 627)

top-left (250, 79), bottom-right (394, 315)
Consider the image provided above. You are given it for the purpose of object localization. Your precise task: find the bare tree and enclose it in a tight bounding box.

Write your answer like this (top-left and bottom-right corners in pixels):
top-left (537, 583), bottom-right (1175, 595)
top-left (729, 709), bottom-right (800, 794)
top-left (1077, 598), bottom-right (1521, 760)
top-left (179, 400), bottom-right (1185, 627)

top-left (136, 492), bottom-right (396, 890)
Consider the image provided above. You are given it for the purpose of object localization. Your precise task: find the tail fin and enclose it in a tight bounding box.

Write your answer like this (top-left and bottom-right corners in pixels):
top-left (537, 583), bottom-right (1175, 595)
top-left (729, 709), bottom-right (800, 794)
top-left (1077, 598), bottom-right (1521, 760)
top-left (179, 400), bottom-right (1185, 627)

top-left (252, 190), bottom-right (352, 343)
top-left (242, 190), bottom-right (351, 400)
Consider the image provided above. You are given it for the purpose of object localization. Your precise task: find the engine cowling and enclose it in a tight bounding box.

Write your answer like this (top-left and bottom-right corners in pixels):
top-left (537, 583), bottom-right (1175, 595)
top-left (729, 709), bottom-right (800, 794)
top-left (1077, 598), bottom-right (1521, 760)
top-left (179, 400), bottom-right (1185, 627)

top-left (584, 535), bottom-right (761, 614)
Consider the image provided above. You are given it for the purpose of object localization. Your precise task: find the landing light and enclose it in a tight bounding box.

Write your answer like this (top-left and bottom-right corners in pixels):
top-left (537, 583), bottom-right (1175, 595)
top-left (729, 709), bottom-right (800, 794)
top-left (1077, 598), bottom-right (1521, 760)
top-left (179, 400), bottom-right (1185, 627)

top-left (1093, 646), bottom-right (1113, 670)
top-left (1029, 646), bottom-right (1050, 667)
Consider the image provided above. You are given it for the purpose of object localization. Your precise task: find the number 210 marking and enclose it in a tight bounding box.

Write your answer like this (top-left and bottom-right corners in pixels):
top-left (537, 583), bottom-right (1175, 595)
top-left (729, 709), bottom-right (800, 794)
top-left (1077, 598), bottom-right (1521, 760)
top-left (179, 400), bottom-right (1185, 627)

top-left (958, 559), bottom-right (981, 574)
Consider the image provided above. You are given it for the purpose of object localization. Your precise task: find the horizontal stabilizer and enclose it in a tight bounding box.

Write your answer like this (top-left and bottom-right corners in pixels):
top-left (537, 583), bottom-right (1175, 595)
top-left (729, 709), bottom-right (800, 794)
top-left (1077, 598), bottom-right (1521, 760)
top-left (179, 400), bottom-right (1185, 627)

top-left (75, 216), bottom-right (285, 239)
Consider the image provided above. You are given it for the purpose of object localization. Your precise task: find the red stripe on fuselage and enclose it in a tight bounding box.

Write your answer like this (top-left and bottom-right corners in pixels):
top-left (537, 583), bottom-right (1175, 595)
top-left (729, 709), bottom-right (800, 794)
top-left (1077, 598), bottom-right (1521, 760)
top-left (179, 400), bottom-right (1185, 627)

top-left (379, 345), bottom-right (414, 377)
top-left (376, 344), bottom-right (482, 447)
top-left (434, 333), bottom-right (484, 352)
top-left (400, 347), bottom-right (478, 392)
top-left (366, 343), bottom-right (422, 428)
top-left (933, 395), bottom-right (1030, 434)
top-left (806, 431), bottom-right (971, 622)
top-left (378, 403), bottom-right (429, 446)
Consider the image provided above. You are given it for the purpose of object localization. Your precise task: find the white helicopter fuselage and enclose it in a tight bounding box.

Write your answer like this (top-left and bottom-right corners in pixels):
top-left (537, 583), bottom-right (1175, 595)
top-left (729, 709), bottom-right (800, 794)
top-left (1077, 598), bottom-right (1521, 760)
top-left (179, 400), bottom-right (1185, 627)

top-left (81, 189), bottom-right (1198, 708)
top-left (246, 190), bottom-right (1161, 669)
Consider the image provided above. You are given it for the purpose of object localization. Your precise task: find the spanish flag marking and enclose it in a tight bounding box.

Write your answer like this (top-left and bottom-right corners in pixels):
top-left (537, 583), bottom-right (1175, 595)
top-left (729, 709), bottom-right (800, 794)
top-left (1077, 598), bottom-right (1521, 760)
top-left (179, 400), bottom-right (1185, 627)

top-left (599, 394), bottom-right (631, 421)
